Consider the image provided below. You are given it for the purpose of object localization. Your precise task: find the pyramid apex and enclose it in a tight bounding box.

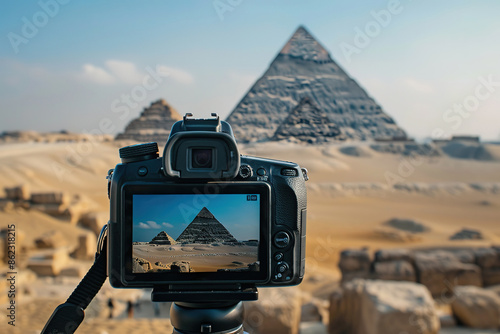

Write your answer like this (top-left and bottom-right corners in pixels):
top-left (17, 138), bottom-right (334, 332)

top-left (297, 96), bottom-right (316, 106)
top-left (115, 98), bottom-right (182, 142)
top-left (150, 98), bottom-right (175, 109)
top-left (295, 25), bottom-right (308, 33)
top-left (279, 25), bottom-right (331, 62)
top-left (197, 207), bottom-right (215, 219)
top-left (139, 98), bottom-right (182, 120)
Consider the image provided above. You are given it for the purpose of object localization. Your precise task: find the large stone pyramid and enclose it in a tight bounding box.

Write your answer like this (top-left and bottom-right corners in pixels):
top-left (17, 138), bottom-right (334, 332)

top-left (226, 26), bottom-right (407, 142)
top-left (149, 231), bottom-right (177, 245)
top-left (273, 97), bottom-right (344, 143)
top-left (176, 207), bottom-right (237, 244)
top-left (115, 99), bottom-right (182, 143)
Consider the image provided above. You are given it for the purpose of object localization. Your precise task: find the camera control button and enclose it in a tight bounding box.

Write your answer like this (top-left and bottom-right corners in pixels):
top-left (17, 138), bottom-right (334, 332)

top-left (137, 166), bottom-right (148, 176)
top-left (239, 165), bottom-right (253, 178)
top-left (276, 262), bottom-right (289, 274)
top-left (274, 231), bottom-right (291, 249)
top-left (257, 168), bottom-right (266, 176)
top-left (274, 252), bottom-right (284, 261)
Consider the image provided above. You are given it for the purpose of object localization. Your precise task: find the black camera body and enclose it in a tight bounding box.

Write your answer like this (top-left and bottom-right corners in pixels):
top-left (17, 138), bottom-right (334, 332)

top-left (107, 114), bottom-right (307, 292)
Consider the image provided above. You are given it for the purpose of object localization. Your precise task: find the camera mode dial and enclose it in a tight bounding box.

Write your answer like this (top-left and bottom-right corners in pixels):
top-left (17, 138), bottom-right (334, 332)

top-left (274, 231), bottom-right (291, 249)
top-left (119, 142), bottom-right (159, 163)
top-left (239, 164), bottom-right (253, 178)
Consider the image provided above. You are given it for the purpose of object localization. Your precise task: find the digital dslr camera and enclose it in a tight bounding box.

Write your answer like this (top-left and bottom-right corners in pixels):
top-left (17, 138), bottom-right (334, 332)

top-left (107, 114), bottom-right (307, 293)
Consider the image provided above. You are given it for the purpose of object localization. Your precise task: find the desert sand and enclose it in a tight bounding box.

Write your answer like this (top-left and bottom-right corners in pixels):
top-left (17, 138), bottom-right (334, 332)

top-left (0, 139), bottom-right (499, 333)
top-left (133, 243), bottom-right (258, 272)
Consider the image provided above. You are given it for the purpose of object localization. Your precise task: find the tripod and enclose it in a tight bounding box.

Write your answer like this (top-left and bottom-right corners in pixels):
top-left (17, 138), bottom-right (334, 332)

top-left (170, 301), bottom-right (244, 334)
top-left (41, 226), bottom-right (256, 334)
top-left (152, 284), bottom-right (258, 333)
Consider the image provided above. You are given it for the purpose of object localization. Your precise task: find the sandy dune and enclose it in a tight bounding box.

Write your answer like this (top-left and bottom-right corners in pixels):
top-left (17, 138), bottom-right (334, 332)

top-left (1, 140), bottom-right (499, 333)
top-left (1, 140), bottom-right (499, 270)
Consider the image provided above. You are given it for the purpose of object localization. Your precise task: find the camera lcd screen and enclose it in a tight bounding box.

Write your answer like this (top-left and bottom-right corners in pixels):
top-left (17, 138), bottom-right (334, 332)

top-left (124, 183), bottom-right (270, 283)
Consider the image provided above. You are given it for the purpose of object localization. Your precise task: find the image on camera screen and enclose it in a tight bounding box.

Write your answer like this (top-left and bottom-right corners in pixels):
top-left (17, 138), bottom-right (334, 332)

top-left (132, 194), bottom-right (260, 274)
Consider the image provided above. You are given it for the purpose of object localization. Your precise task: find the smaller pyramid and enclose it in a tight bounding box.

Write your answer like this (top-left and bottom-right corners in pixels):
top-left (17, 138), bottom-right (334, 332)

top-left (273, 97), bottom-right (344, 143)
top-left (150, 231), bottom-right (177, 245)
top-left (115, 99), bottom-right (182, 143)
top-left (176, 207), bottom-right (237, 244)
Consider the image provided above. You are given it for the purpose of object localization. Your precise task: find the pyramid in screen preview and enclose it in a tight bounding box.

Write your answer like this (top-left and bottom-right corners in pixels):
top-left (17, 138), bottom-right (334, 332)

top-left (176, 207), bottom-right (237, 244)
top-left (149, 231), bottom-right (177, 245)
top-left (226, 26), bottom-right (407, 142)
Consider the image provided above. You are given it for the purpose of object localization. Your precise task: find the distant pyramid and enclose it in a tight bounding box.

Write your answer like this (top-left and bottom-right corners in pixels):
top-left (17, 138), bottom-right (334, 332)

top-left (226, 26), bottom-right (407, 142)
top-left (150, 231), bottom-right (177, 245)
top-left (273, 97), bottom-right (344, 143)
top-left (176, 207), bottom-right (237, 244)
top-left (115, 99), bottom-right (182, 143)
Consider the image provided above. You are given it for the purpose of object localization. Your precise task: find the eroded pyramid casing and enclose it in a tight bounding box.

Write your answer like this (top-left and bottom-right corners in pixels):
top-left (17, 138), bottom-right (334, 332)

top-left (116, 99), bottom-right (182, 143)
top-left (273, 97), bottom-right (344, 143)
top-left (226, 26), bottom-right (407, 142)
top-left (176, 207), bottom-right (237, 244)
top-left (150, 231), bottom-right (177, 245)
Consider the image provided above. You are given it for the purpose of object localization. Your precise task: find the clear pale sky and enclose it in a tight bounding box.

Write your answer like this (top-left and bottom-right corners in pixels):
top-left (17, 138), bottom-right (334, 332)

top-left (1, 1), bottom-right (499, 141)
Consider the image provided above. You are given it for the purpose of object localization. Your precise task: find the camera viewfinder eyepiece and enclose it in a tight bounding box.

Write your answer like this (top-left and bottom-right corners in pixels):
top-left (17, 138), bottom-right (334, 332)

top-left (162, 113), bottom-right (240, 179)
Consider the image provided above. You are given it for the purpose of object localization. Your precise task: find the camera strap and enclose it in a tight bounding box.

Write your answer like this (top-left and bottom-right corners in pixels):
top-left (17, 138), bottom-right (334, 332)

top-left (41, 234), bottom-right (108, 334)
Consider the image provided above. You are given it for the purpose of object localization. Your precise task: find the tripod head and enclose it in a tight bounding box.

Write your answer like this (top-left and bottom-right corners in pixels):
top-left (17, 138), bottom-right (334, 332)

top-left (152, 284), bottom-right (257, 333)
top-left (171, 302), bottom-right (245, 334)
